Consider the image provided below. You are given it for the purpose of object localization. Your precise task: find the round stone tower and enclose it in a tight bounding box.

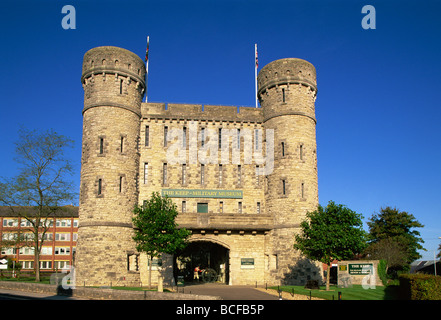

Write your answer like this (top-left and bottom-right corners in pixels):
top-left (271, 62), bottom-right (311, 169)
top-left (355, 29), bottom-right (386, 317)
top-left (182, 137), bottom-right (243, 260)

top-left (75, 47), bottom-right (146, 286)
top-left (258, 58), bottom-right (319, 284)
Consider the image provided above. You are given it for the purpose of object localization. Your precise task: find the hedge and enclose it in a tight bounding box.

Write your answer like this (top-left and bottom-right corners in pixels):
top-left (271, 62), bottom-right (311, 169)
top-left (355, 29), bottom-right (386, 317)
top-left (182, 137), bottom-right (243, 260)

top-left (399, 274), bottom-right (441, 300)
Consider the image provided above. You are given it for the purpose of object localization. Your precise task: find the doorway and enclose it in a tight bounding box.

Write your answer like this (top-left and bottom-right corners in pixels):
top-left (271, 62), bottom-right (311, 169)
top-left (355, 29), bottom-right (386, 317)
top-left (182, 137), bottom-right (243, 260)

top-left (175, 240), bottom-right (230, 284)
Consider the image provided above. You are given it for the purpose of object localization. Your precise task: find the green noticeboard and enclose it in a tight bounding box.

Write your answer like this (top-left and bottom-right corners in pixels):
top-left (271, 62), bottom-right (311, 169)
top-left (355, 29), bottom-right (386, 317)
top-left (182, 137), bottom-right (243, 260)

top-left (348, 263), bottom-right (373, 275)
top-left (241, 258), bottom-right (255, 269)
top-left (162, 189), bottom-right (243, 199)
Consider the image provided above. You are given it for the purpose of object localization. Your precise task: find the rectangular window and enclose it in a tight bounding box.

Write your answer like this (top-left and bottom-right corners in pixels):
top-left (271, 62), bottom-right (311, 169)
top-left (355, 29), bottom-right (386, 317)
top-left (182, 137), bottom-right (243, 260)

top-left (163, 163), bottom-right (167, 185)
top-left (238, 202), bottom-right (242, 214)
top-left (164, 126), bottom-right (168, 147)
top-left (98, 179), bottom-right (102, 195)
top-left (257, 202), bottom-right (261, 214)
top-left (281, 142), bottom-right (285, 157)
top-left (282, 88), bottom-right (286, 102)
top-left (119, 79), bottom-right (123, 94)
top-left (282, 180), bottom-right (286, 195)
top-left (182, 201), bottom-right (186, 213)
top-left (144, 163), bottom-right (148, 184)
top-left (197, 203), bottom-right (208, 213)
top-left (99, 138), bottom-right (104, 154)
top-left (219, 201), bottom-right (223, 214)
top-left (300, 144), bottom-right (303, 160)
top-left (145, 125), bottom-right (149, 147)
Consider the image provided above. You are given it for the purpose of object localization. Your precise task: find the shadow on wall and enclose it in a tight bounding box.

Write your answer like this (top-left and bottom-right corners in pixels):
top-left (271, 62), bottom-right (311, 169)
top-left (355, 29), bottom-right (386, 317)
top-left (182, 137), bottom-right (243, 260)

top-left (282, 257), bottom-right (323, 286)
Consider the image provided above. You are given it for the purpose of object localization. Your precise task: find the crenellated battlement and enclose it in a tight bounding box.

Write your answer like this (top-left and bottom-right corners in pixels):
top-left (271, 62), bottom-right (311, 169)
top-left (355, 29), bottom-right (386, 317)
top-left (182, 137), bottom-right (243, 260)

top-left (141, 103), bottom-right (263, 123)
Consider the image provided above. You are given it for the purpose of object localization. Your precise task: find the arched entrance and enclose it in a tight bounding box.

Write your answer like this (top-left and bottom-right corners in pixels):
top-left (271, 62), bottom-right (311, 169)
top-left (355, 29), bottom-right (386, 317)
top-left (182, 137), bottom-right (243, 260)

top-left (174, 240), bottom-right (230, 284)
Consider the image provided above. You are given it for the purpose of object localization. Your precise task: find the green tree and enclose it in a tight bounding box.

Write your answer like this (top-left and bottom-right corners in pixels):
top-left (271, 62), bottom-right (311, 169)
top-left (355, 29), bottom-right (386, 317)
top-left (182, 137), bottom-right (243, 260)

top-left (294, 201), bottom-right (367, 290)
top-left (132, 192), bottom-right (191, 288)
top-left (367, 207), bottom-right (425, 269)
top-left (0, 128), bottom-right (76, 282)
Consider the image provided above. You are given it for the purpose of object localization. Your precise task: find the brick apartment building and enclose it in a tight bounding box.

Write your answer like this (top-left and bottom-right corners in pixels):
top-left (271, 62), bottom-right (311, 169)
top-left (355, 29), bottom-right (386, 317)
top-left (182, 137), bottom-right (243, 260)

top-left (0, 206), bottom-right (78, 273)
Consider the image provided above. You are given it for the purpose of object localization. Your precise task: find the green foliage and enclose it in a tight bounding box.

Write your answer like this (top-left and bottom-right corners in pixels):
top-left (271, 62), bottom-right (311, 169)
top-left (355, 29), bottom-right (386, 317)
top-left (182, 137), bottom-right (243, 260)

top-left (377, 259), bottom-right (388, 286)
top-left (294, 200), bottom-right (367, 265)
top-left (132, 192), bottom-right (191, 258)
top-left (367, 207), bottom-right (425, 266)
top-left (399, 274), bottom-right (441, 300)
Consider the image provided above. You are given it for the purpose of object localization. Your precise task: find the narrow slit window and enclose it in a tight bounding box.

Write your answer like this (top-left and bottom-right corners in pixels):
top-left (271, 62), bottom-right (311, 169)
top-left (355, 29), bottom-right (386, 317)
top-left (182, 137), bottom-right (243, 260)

top-left (255, 129), bottom-right (259, 150)
top-left (182, 164), bottom-right (186, 185)
top-left (237, 128), bottom-right (241, 149)
top-left (183, 126), bottom-right (187, 148)
top-left (145, 126), bottom-right (149, 147)
top-left (218, 128), bottom-right (222, 149)
top-left (219, 201), bottom-right (223, 214)
top-left (257, 202), bottom-right (261, 214)
top-left (99, 138), bottom-right (104, 154)
top-left (201, 127), bottom-right (205, 147)
top-left (120, 136), bottom-right (124, 153)
top-left (282, 88), bottom-right (286, 102)
top-left (282, 179), bottom-right (286, 195)
top-left (201, 164), bottom-right (205, 185)
top-left (98, 179), bottom-right (102, 195)
top-left (237, 165), bottom-right (242, 185)
top-left (301, 182), bottom-right (305, 198)
top-left (144, 163), bottom-right (148, 184)
top-left (238, 202), bottom-right (242, 214)
top-left (164, 126), bottom-right (168, 147)
top-left (163, 163), bottom-right (167, 185)
top-left (119, 79), bottom-right (123, 94)
top-left (219, 164), bottom-right (223, 185)
top-left (281, 142), bottom-right (285, 157)
top-left (300, 144), bottom-right (303, 160)
top-left (119, 176), bottom-right (123, 193)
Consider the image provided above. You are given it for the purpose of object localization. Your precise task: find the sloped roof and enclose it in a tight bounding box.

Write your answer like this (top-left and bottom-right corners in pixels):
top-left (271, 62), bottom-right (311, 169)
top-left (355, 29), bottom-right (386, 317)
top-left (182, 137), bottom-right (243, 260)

top-left (0, 206), bottom-right (78, 218)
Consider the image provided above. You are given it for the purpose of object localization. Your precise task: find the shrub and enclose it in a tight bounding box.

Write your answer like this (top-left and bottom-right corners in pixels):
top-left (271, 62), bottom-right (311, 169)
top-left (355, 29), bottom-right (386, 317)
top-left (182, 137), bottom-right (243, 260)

top-left (399, 274), bottom-right (441, 300)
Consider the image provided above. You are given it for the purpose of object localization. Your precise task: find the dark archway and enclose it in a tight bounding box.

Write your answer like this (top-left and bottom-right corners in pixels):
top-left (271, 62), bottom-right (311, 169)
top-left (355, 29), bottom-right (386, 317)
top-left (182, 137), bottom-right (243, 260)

top-left (174, 240), bottom-right (230, 284)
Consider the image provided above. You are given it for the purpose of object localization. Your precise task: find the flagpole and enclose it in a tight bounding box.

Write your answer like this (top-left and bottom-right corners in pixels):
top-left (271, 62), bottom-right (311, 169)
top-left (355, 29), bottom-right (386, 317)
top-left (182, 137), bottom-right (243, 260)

top-left (255, 43), bottom-right (258, 108)
top-left (145, 36), bottom-right (149, 103)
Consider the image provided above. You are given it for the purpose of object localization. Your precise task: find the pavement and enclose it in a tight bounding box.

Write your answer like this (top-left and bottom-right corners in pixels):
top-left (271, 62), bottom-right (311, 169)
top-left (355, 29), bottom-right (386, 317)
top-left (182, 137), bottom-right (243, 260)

top-left (0, 288), bottom-right (81, 300)
top-left (0, 283), bottom-right (279, 300)
top-left (178, 283), bottom-right (280, 300)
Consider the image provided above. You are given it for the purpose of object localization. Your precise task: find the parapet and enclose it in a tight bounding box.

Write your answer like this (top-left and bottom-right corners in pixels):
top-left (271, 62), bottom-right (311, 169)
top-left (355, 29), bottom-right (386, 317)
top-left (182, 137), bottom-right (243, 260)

top-left (257, 58), bottom-right (317, 98)
top-left (81, 46), bottom-right (146, 90)
top-left (141, 103), bottom-right (263, 123)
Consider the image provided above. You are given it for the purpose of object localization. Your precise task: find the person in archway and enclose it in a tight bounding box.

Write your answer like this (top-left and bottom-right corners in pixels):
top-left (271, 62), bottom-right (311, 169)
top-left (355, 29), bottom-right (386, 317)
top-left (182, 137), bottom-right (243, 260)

top-left (194, 265), bottom-right (201, 282)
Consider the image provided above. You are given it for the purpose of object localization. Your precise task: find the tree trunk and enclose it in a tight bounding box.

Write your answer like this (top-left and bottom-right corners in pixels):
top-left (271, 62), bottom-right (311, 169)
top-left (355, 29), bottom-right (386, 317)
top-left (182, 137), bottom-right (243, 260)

top-left (326, 263), bottom-right (331, 291)
top-left (35, 250), bottom-right (40, 282)
top-left (148, 256), bottom-right (152, 290)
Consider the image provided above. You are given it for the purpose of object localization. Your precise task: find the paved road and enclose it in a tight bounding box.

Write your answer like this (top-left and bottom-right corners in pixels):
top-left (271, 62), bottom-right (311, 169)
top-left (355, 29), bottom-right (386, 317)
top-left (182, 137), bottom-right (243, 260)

top-left (0, 288), bottom-right (79, 300)
top-left (0, 284), bottom-right (278, 300)
top-left (179, 283), bottom-right (279, 300)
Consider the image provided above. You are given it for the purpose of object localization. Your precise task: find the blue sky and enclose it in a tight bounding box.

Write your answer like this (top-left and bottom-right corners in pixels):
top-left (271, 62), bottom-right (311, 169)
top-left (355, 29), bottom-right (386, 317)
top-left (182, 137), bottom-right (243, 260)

top-left (0, 0), bottom-right (440, 261)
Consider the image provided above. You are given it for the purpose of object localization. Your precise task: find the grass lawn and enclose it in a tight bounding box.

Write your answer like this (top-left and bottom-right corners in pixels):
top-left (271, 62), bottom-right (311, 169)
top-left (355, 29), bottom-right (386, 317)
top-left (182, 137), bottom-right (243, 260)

top-left (271, 284), bottom-right (399, 300)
